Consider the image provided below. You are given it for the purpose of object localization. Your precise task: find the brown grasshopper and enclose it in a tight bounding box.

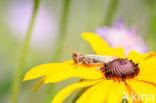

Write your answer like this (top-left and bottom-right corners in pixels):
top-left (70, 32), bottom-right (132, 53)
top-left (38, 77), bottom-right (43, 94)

top-left (66, 46), bottom-right (118, 69)
top-left (72, 52), bottom-right (118, 68)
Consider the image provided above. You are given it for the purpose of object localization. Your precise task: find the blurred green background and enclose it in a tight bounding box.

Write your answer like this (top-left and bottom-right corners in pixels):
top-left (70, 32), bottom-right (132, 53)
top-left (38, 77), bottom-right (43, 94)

top-left (0, 0), bottom-right (156, 103)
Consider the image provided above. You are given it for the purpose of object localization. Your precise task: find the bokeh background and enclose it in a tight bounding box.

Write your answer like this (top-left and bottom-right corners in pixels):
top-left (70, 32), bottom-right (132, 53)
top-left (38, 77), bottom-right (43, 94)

top-left (0, 0), bottom-right (156, 103)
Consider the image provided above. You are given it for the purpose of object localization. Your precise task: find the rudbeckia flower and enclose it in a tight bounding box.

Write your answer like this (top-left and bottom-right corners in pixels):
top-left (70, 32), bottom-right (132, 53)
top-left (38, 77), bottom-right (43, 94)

top-left (23, 32), bottom-right (156, 103)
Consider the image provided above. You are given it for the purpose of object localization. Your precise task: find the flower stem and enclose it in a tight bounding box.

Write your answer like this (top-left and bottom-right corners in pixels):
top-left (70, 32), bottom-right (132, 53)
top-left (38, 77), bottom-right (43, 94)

top-left (86, 0), bottom-right (101, 31)
top-left (72, 79), bottom-right (87, 103)
top-left (103, 0), bottom-right (120, 26)
top-left (122, 98), bottom-right (127, 103)
top-left (44, 0), bottom-right (71, 103)
top-left (72, 87), bottom-right (89, 103)
top-left (11, 0), bottom-right (40, 103)
top-left (145, 1), bottom-right (156, 50)
top-left (52, 0), bottom-right (71, 62)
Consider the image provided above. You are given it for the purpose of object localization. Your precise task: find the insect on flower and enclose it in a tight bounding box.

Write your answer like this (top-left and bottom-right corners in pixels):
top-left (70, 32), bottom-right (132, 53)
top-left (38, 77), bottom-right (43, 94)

top-left (67, 46), bottom-right (118, 68)
top-left (23, 32), bottom-right (156, 103)
top-left (72, 52), bottom-right (118, 67)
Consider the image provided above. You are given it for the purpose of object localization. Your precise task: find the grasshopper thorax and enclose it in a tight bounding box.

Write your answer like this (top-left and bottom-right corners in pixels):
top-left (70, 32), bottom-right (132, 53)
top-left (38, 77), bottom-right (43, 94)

top-left (72, 52), bottom-right (79, 63)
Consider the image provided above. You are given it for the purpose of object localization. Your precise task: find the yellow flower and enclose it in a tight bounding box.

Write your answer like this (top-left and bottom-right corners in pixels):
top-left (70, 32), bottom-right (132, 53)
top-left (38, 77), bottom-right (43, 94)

top-left (23, 32), bottom-right (156, 103)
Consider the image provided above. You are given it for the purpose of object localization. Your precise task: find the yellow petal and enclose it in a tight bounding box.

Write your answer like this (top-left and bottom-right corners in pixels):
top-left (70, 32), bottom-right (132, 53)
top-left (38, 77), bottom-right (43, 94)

top-left (112, 82), bottom-right (134, 103)
top-left (110, 47), bottom-right (125, 58)
top-left (77, 80), bottom-right (113, 103)
top-left (127, 50), bottom-right (156, 64)
top-left (76, 81), bottom-right (107, 103)
top-left (120, 82), bottom-right (133, 103)
top-left (106, 82), bottom-right (124, 103)
top-left (81, 32), bottom-right (125, 58)
top-left (52, 79), bottom-right (103, 103)
top-left (23, 63), bottom-right (74, 82)
top-left (63, 60), bottom-right (74, 64)
top-left (44, 67), bottom-right (104, 83)
top-left (127, 79), bottom-right (156, 103)
top-left (135, 57), bottom-right (156, 84)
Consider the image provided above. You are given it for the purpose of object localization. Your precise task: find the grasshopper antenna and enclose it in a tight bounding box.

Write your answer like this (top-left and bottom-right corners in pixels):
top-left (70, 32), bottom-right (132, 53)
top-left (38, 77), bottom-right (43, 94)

top-left (65, 45), bottom-right (74, 54)
top-left (64, 45), bottom-right (78, 67)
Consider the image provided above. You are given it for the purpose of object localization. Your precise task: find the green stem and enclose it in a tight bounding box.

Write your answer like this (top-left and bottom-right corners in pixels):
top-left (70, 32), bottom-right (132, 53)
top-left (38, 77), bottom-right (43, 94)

top-left (86, 0), bottom-right (101, 31)
top-left (72, 79), bottom-right (87, 103)
top-left (52, 0), bottom-right (71, 62)
top-left (122, 98), bottom-right (127, 103)
top-left (44, 0), bottom-right (71, 103)
top-left (103, 0), bottom-right (120, 26)
top-left (72, 87), bottom-right (89, 103)
top-left (11, 0), bottom-right (40, 103)
top-left (145, 2), bottom-right (156, 50)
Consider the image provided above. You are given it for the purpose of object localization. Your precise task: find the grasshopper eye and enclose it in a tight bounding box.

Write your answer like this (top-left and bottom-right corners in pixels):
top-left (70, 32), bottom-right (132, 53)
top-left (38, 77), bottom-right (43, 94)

top-left (72, 53), bottom-right (78, 57)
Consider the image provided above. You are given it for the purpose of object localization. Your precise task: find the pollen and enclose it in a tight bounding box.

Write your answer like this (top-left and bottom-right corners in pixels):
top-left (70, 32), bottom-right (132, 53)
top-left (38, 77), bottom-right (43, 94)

top-left (102, 59), bottom-right (140, 81)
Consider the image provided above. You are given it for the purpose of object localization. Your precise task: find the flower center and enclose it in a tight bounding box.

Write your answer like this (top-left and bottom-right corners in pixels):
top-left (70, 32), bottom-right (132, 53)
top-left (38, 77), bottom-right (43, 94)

top-left (102, 59), bottom-right (139, 81)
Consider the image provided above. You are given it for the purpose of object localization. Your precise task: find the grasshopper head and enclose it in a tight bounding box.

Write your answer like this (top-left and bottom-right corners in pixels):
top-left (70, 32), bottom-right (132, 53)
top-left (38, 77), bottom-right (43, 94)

top-left (72, 52), bottom-right (80, 63)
